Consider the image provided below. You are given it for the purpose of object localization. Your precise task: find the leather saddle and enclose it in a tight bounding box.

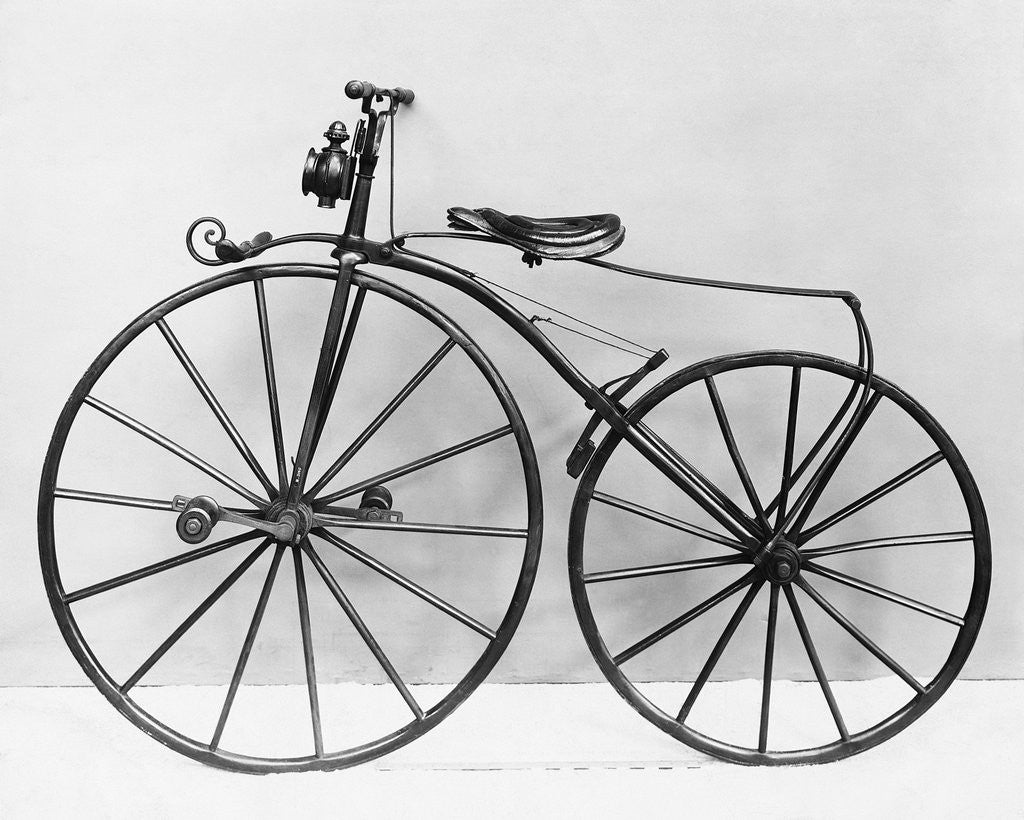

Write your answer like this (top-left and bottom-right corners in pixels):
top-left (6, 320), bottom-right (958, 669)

top-left (447, 206), bottom-right (624, 266)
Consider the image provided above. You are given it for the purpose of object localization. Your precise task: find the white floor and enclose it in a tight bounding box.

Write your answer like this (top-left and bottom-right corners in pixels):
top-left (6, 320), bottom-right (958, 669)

top-left (2, 681), bottom-right (1021, 818)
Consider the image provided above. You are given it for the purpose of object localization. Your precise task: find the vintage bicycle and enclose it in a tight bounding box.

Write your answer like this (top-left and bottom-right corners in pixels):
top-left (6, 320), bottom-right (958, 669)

top-left (39, 81), bottom-right (990, 772)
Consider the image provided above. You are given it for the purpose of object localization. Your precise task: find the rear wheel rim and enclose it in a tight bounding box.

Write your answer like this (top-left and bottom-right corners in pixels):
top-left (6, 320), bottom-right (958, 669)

top-left (569, 351), bottom-right (989, 765)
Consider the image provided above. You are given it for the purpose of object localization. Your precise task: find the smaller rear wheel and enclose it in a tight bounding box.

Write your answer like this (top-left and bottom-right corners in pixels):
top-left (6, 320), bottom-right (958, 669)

top-left (569, 351), bottom-right (989, 765)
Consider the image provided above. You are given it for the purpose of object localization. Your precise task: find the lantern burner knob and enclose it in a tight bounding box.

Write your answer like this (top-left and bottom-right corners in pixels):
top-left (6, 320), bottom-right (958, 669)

top-left (323, 121), bottom-right (350, 145)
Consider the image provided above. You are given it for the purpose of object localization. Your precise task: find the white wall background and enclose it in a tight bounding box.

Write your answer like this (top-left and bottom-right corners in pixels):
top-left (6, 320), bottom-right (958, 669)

top-left (2, 0), bottom-right (1021, 687)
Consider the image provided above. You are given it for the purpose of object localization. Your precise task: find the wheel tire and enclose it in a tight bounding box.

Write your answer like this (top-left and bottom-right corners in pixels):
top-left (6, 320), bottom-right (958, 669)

top-left (40, 264), bottom-right (543, 772)
top-left (569, 351), bottom-right (989, 765)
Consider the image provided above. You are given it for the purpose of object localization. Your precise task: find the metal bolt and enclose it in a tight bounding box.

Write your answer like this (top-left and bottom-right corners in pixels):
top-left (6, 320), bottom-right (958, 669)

top-left (379, 246), bottom-right (392, 258)
top-left (776, 563), bottom-right (791, 578)
top-left (184, 518), bottom-right (202, 535)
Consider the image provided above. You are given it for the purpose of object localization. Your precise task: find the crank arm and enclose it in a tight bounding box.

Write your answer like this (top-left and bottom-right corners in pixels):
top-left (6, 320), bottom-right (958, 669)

top-left (173, 495), bottom-right (295, 544)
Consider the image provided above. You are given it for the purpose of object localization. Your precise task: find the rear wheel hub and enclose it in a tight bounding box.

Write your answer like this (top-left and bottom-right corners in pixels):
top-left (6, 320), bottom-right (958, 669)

top-left (763, 541), bottom-right (801, 585)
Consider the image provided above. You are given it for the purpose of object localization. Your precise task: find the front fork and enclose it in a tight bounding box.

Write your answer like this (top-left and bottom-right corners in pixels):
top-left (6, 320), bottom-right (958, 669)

top-left (285, 250), bottom-right (365, 508)
top-left (172, 250), bottom-right (400, 548)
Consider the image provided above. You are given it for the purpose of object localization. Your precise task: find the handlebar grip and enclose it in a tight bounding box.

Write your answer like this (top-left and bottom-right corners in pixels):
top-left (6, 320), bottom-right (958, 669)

top-left (392, 86), bottom-right (415, 104)
top-left (345, 80), bottom-right (375, 99)
top-left (345, 80), bottom-right (415, 104)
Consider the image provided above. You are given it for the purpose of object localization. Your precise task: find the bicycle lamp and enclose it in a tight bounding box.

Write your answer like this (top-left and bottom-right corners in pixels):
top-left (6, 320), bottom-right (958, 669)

top-left (302, 121), bottom-right (354, 207)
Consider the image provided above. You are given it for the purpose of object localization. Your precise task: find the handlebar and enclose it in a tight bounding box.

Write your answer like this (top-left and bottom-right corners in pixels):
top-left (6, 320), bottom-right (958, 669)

top-left (345, 80), bottom-right (415, 105)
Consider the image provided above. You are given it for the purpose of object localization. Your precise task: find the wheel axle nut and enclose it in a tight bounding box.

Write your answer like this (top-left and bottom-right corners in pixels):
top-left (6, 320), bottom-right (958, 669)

top-left (175, 499), bottom-right (217, 544)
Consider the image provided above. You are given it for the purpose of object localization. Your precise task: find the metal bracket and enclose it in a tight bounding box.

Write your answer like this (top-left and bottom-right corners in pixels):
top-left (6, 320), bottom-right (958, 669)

top-left (565, 348), bottom-right (670, 478)
top-left (312, 504), bottom-right (404, 527)
top-left (186, 217), bottom-right (274, 266)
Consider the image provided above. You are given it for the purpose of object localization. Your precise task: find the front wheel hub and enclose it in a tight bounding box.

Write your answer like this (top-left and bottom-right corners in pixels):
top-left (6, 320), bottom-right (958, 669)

top-left (266, 499), bottom-right (313, 543)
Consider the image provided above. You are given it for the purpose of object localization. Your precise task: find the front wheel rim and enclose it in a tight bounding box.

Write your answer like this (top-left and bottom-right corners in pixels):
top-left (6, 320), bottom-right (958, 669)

top-left (39, 264), bottom-right (543, 772)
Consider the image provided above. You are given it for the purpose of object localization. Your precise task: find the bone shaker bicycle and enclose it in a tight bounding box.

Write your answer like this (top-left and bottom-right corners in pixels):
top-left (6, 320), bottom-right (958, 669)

top-left (39, 80), bottom-right (990, 772)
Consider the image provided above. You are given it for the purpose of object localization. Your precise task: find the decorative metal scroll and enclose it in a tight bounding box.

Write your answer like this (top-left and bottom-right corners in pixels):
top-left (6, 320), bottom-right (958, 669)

top-left (186, 217), bottom-right (273, 266)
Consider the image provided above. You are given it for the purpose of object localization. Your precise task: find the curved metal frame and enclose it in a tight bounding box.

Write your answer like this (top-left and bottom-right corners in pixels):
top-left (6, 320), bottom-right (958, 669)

top-left (184, 222), bottom-right (876, 548)
top-left (179, 82), bottom-right (876, 582)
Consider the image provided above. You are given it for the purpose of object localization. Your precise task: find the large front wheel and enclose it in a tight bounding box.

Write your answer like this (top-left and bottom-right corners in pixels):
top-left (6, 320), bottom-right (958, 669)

top-left (39, 264), bottom-right (542, 772)
top-left (569, 351), bottom-right (989, 765)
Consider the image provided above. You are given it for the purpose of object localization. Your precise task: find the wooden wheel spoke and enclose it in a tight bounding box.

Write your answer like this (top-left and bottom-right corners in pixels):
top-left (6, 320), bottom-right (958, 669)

top-left (705, 376), bottom-right (770, 532)
top-left (758, 584), bottom-right (780, 753)
top-left (677, 579), bottom-right (764, 722)
top-left (804, 561), bottom-right (965, 626)
top-left (305, 337), bottom-right (456, 500)
top-left (796, 576), bottom-right (925, 694)
top-left (774, 367), bottom-right (801, 528)
top-left (254, 279), bottom-right (289, 493)
top-left (315, 530), bottom-right (497, 639)
top-left (802, 531), bottom-right (973, 559)
top-left (613, 569), bottom-right (758, 665)
top-left (53, 489), bottom-right (258, 515)
top-left (54, 487), bottom-right (259, 517)
top-left (784, 585), bottom-right (849, 742)
top-left (54, 488), bottom-right (177, 512)
top-left (210, 544), bottom-right (287, 750)
top-left (798, 451), bottom-right (945, 543)
top-left (65, 530), bottom-right (265, 604)
top-left (302, 539), bottom-right (424, 721)
top-left (119, 539), bottom-right (270, 693)
top-left (157, 318), bottom-right (277, 497)
top-left (292, 545), bottom-right (324, 757)
top-left (316, 424), bottom-right (514, 506)
top-left (584, 553), bottom-right (746, 584)
top-left (591, 492), bottom-right (749, 552)
top-left (83, 395), bottom-right (267, 508)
